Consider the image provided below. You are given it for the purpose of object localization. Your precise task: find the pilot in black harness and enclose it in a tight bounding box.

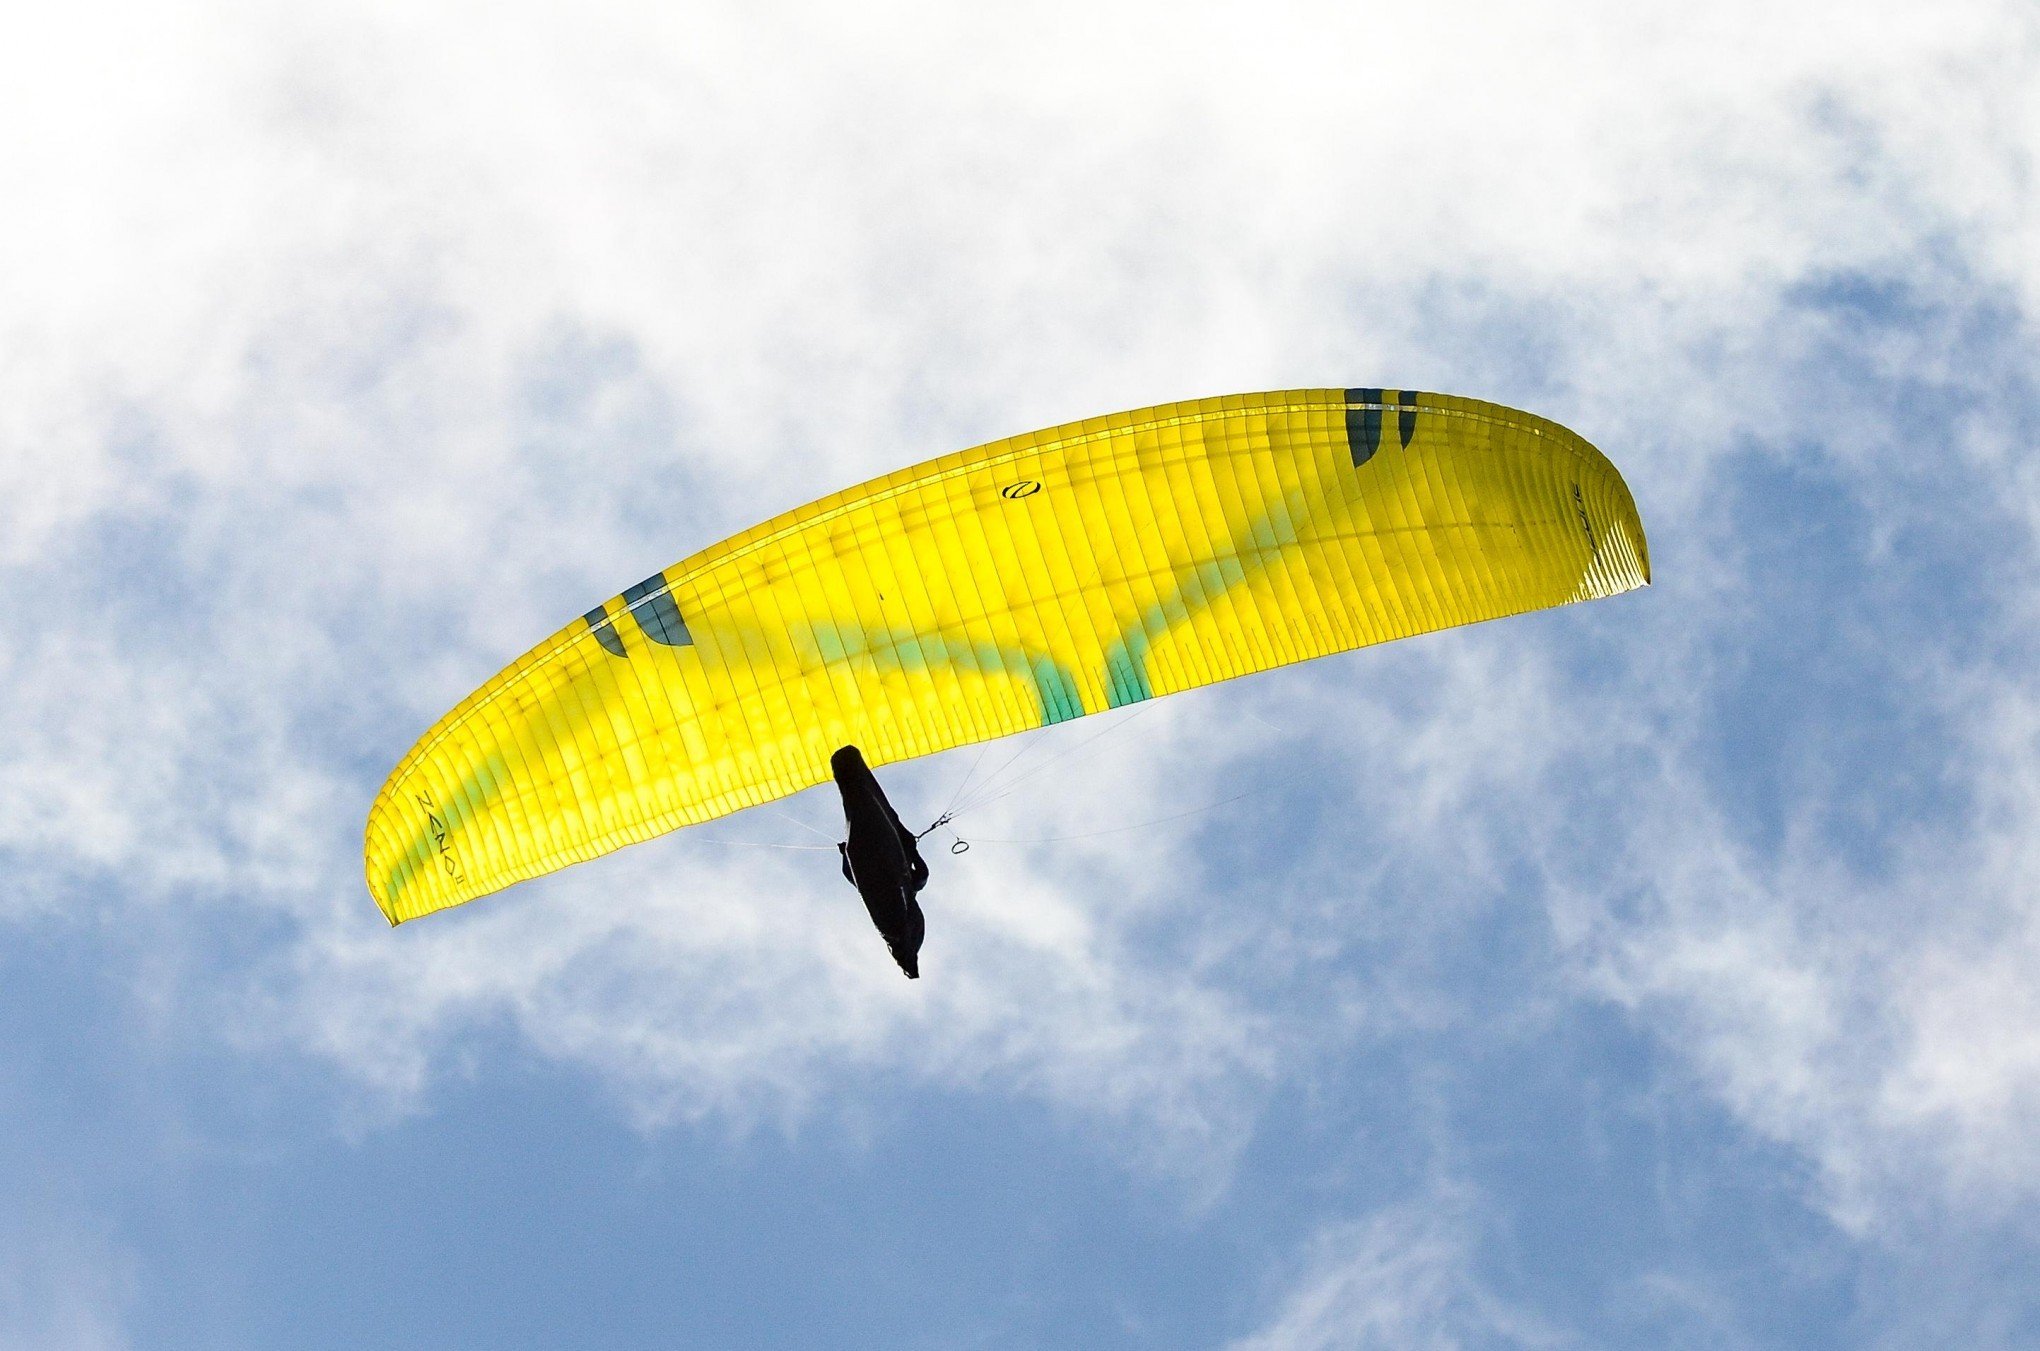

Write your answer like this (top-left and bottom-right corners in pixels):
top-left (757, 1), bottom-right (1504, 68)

top-left (830, 745), bottom-right (930, 979)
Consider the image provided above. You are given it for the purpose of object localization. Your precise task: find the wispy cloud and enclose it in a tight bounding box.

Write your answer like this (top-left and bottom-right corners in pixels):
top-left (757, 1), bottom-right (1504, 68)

top-left (2, 2), bottom-right (2038, 1339)
top-left (0, 1213), bottom-right (133, 1351)
top-left (1226, 1186), bottom-right (1562, 1351)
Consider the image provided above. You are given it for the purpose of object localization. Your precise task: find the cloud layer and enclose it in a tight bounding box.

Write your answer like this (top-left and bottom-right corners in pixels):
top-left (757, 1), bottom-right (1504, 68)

top-left (3, 1), bottom-right (2038, 1342)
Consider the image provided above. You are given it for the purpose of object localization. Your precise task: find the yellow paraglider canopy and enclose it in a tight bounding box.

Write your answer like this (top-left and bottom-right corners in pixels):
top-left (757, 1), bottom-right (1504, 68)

top-left (366, 387), bottom-right (1649, 923)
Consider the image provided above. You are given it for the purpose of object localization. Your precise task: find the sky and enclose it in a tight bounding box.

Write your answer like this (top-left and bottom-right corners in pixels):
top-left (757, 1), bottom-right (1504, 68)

top-left (2, 1), bottom-right (2038, 1346)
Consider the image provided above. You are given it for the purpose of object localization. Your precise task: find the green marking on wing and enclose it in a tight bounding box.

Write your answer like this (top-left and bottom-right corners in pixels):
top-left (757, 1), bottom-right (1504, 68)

top-left (383, 751), bottom-right (509, 905)
top-left (382, 640), bottom-right (639, 908)
top-left (1103, 493), bottom-right (1306, 708)
top-left (808, 624), bottom-right (1084, 727)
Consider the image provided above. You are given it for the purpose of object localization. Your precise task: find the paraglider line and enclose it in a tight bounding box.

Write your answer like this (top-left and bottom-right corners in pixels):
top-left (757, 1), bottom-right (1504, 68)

top-left (937, 741), bottom-right (994, 822)
top-left (691, 837), bottom-right (836, 852)
top-left (954, 704), bottom-right (1157, 816)
top-left (954, 734), bottom-right (1045, 817)
top-left (767, 807), bottom-right (836, 842)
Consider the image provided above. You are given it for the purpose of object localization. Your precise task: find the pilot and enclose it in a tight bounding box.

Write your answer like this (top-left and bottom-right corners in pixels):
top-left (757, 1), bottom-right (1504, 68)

top-left (831, 745), bottom-right (929, 978)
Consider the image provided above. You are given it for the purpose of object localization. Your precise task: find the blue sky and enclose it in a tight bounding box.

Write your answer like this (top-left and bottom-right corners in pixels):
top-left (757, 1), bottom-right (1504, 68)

top-left (4, 3), bottom-right (2039, 1347)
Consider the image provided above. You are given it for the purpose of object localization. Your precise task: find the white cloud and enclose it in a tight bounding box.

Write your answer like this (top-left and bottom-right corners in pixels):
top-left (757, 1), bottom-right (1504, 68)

top-left (1562, 665), bottom-right (2040, 1230)
top-left (1226, 1188), bottom-right (1561, 1351)
top-left (0, 1216), bottom-right (133, 1351)
top-left (252, 797), bottom-right (1276, 1176)
top-left (0, 0), bottom-right (2036, 1236)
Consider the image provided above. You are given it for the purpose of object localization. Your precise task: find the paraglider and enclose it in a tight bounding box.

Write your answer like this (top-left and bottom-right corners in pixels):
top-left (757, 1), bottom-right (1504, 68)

top-left (365, 387), bottom-right (1650, 977)
top-left (830, 745), bottom-right (929, 978)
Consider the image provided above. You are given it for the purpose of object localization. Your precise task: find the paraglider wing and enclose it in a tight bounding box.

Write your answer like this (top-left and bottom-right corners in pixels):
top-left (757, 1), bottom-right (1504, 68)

top-left (365, 388), bottom-right (1649, 922)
